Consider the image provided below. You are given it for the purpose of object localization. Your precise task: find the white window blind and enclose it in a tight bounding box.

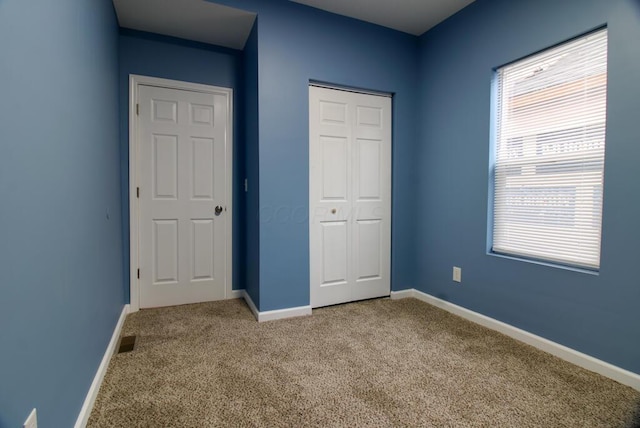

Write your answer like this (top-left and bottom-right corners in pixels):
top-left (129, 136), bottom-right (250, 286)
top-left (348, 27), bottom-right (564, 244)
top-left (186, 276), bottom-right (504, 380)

top-left (493, 29), bottom-right (608, 270)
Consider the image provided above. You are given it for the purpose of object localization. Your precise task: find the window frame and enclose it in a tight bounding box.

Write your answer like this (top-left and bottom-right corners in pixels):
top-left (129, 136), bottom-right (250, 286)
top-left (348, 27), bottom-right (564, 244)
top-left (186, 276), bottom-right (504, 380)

top-left (488, 27), bottom-right (608, 272)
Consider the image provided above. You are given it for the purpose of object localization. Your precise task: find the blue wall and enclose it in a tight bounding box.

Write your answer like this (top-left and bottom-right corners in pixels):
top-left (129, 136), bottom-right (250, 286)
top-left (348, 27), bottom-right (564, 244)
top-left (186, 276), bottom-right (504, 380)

top-left (258, 3), bottom-right (420, 311)
top-left (118, 30), bottom-right (245, 301)
top-left (416, 0), bottom-right (640, 373)
top-left (242, 21), bottom-right (261, 306)
top-left (211, 0), bottom-right (421, 311)
top-left (0, 1), bottom-right (123, 427)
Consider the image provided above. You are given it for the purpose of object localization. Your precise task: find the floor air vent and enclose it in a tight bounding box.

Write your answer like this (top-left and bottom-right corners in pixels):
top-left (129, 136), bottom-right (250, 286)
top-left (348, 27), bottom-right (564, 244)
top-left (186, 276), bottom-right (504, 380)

top-left (118, 336), bottom-right (136, 353)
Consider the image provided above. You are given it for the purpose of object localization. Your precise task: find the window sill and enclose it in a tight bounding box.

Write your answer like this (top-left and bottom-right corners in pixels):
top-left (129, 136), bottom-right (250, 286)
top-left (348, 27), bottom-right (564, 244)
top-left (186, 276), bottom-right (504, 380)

top-left (487, 251), bottom-right (600, 276)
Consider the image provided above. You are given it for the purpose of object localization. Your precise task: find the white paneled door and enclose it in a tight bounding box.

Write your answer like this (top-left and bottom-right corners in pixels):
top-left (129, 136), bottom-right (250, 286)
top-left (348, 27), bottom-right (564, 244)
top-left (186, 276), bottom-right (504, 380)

top-left (309, 86), bottom-right (392, 308)
top-left (138, 84), bottom-right (229, 308)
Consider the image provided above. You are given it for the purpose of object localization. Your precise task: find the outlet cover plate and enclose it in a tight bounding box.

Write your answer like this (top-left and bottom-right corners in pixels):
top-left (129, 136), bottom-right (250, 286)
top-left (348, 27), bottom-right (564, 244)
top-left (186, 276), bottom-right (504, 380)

top-left (453, 266), bottom-right (462, 283)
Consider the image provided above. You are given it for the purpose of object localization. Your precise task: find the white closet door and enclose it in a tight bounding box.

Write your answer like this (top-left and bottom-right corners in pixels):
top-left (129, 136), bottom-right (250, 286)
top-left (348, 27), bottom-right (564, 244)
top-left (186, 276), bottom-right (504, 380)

top-left (309, 86), bottom-right (391, 308)
top-left (138, 85), bottom-right (228, 308)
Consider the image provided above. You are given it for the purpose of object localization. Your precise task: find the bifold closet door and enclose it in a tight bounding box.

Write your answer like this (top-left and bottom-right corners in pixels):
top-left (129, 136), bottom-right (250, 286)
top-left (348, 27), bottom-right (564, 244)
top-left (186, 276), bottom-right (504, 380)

top-left (309, 86), bottom-right (391, 308)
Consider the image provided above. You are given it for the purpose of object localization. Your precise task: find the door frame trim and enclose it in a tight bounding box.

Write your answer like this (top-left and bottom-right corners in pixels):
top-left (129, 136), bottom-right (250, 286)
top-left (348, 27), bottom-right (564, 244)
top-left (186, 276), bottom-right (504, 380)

top-left (309, 81), bottom-right (393, 98)
top-left (128, 74), bottom-right (234, 312)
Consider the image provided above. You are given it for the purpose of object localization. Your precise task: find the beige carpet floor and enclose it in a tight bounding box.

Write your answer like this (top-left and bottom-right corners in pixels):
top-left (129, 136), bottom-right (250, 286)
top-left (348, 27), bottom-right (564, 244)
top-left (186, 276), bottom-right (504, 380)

top-left (88, 298), bottom-right (640, 427)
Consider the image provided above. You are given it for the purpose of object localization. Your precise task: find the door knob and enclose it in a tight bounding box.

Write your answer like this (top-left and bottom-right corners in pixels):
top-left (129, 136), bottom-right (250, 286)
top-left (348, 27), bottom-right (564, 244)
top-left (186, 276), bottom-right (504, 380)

top-left (331, 208), bottom-right (337, 214)
top-left (215, 206), bottom-right (223, 216)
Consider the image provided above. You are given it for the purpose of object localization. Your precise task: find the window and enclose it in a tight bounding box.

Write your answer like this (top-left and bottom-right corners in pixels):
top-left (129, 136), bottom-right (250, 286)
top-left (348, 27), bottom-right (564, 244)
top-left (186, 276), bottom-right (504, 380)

top-left (492, 29), bottom-right (608, 270)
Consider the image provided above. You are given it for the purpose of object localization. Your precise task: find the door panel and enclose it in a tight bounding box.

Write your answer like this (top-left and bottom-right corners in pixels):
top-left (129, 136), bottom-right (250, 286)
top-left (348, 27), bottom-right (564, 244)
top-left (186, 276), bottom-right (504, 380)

top-left (320, 100), bottom-right (348, 124)
top-left (355, 220), bottom-right (381, 280)
top-left (152, 99), bottom-right (177, 122)
top-left (190, 104), bottom-right (214, 126)
top-left (316, 218), bottom-right (351, 307)
top-left (310, 86), bottom-right (391, 308)
top-left (356, 106), bottom-right (382, 127)
top-left (320, 136), bottom-right (349, 200)
top-left (153, 135), bottom-right (178, 199)
top-left (356, 139), bottom-right (381, 200)
top-left (153, 219), bottom-right (179, 284)
top-left (139, 84), bottom-right (228, 308)
top-left (321, 221), bottom-right (349, 284)
top-left (192, 219), bottom-right (214, 281)
top-left (191, 138), bottom-right (215, 200)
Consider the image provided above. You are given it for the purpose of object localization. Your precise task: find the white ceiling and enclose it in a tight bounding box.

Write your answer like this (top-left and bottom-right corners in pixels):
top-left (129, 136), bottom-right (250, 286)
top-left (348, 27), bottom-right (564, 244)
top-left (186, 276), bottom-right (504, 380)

top-left (290, 0), bottom-right (476, 36)
top-left (112, 0), bottom-right (475, 50)
top-left (112, 0), bottom-right (257, 50)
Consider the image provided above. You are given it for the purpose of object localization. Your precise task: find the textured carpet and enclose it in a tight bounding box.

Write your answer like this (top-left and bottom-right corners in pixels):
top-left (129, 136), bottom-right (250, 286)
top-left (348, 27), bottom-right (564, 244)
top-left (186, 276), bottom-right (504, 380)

top-left (88, 298), bottom-right (640, 427)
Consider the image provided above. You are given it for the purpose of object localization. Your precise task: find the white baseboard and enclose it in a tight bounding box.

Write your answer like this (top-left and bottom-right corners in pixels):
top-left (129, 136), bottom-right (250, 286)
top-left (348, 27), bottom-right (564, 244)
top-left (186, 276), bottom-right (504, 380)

top-left (241, 290), bottom-right (260, 320)
top-left (258, 305), bottom-right (313, 322)
top-left (391, 289), bottom-right (640, 391)
top-left (229, 289), bottom-right (244, 300)
top-left (240, 290), bottom-right (312, 322)
top-left (390, 289), bottom-right (414, 300)
top-left (75, 304), bottom-right (130, 428)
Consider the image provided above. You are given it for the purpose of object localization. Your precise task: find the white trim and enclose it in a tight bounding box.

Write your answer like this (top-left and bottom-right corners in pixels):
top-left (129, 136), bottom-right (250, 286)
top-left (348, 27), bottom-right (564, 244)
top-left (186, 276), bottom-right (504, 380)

top-left (241, 290), bottom-right (260, 321)
top-left (389, 289), bottom-right (414, 300)
top-left (128, 75), bottom-right (234, 312)
top-left (74, 305), bottom-right (130, 428)
top-left (309, 81), bottom-right (393, 98)
top-left (230, 289), bottom-right (244, 300)
top-left (129, 76), bottom-right (139, 312)
top-left (259, 305), bottom-right (313, 323)
top-left (391, 289), bottom-right (640, 391)
top-left (240, 290), bottom-right (312, 323)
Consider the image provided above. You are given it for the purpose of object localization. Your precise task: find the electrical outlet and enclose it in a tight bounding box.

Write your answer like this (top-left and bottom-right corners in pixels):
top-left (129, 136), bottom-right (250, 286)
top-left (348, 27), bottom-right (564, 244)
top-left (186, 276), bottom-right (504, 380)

top-left (453, 266), bottom-right (462, 283)
top-left (24, 408), bottom-right (37, 428)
